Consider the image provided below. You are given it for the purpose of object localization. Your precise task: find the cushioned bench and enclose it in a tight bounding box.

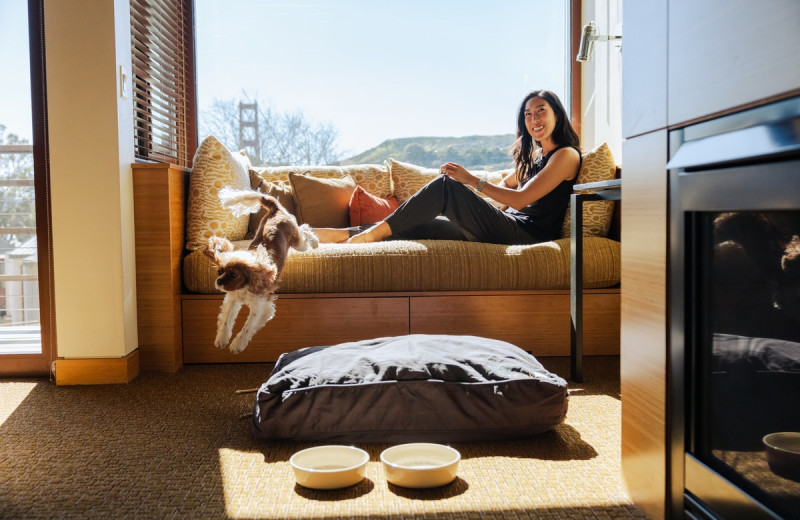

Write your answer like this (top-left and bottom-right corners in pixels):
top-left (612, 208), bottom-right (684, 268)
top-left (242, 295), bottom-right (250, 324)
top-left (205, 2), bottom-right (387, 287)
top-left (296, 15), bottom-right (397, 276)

top-left (132, 140), bottom-right (621, 371)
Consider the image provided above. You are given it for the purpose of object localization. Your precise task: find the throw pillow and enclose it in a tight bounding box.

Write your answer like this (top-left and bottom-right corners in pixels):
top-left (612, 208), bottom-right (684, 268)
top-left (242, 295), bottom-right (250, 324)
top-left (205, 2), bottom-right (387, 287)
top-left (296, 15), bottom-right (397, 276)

top-left (289, 172), bottom-right (356, 228)
top-left (561, 142), bottom-right (617, 238)
top-left (349, 185), bottom-right (400, 226)
top-left (387, 159), bottom-right (439, 203)
top-left (185, 135), bottom-right (251, 250)
top-left (252, 164), bottom-right (392, 198)
top-left (247, 169), bottom-right (296, 239)
top-left (388, 158), bottom-right (510, 206)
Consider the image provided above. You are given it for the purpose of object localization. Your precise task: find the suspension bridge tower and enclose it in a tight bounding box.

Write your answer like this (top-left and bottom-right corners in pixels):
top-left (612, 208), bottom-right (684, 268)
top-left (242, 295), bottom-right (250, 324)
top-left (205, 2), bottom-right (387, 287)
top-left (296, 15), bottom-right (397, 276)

top-left (238, 102), bottom-right (260, 163)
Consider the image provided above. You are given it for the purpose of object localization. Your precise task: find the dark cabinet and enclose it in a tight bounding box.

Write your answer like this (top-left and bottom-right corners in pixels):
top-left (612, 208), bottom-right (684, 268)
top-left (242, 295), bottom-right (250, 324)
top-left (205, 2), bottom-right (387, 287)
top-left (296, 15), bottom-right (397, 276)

top-left (621, 0), bottom-right (800, 518)
top-left (668, 0), bottom-right (800, 126)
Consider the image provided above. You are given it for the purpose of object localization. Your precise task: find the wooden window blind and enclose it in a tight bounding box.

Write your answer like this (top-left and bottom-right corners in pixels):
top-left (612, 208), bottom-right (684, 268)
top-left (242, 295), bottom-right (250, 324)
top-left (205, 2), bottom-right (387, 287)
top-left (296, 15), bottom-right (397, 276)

top-left (130, 0), bottom-right (196, 168)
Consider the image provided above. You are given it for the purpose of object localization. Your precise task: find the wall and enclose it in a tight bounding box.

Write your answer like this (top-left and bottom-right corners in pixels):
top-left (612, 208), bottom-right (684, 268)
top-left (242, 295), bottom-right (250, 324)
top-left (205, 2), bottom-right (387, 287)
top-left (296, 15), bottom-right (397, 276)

top-left (579, 0), bottom-right (623, 160)
top-left (44, 0), bottom-right (137, 360)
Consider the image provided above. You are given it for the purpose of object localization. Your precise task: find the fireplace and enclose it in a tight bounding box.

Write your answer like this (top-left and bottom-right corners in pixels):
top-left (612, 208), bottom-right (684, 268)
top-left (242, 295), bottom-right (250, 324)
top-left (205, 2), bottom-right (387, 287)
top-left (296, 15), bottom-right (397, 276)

top-left (668, 97), bottom-right (800, 519)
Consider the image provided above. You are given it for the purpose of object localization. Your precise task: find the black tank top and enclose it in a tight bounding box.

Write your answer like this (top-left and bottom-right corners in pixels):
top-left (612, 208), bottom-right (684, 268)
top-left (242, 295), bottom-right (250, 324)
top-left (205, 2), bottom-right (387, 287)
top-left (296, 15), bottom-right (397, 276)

top-left (506, 145), bottom-right (581, 242)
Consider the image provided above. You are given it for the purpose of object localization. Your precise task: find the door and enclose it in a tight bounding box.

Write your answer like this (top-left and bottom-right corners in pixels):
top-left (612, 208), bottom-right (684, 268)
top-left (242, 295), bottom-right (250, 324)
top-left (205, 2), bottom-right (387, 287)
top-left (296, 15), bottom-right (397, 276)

top-left (0, 0), bottom-right (55, 377)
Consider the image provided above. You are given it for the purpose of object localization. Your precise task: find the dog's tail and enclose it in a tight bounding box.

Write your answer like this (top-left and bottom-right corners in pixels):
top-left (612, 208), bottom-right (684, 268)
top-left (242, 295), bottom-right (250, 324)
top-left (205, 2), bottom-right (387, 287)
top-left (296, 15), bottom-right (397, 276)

top-left (218, 187), bottom-right (279, 218)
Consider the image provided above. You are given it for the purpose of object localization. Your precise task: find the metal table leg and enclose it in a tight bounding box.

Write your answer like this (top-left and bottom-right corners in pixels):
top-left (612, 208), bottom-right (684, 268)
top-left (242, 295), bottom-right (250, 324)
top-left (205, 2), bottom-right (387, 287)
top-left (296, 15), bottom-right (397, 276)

top-left (570, 193), bottom-right (586, 382)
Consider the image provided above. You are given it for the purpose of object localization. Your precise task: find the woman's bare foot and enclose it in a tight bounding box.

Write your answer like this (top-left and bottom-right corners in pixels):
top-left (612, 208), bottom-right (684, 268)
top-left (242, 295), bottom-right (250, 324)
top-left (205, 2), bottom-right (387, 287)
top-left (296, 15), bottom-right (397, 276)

top-left (312, 228), bottom-right (350, 243)
top-left (346, 222), bottom-right (392, 244)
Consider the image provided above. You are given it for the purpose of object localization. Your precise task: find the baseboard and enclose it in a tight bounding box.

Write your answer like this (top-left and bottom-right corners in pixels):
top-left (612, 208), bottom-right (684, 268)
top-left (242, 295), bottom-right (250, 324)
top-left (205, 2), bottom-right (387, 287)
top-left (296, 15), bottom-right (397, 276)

top-left (55, 350), bottom-right (140, 386)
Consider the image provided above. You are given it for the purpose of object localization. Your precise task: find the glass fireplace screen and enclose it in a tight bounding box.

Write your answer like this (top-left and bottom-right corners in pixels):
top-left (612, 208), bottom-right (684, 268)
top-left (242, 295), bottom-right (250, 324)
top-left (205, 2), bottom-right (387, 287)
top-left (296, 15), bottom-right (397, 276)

top-left (690, 210), bottom-right (800, 519)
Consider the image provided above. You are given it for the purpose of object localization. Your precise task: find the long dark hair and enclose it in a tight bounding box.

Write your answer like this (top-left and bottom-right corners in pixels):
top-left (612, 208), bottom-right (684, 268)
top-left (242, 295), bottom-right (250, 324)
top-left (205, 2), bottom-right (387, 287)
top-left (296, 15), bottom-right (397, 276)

top-left (510, 90), bottom-right (580, 185)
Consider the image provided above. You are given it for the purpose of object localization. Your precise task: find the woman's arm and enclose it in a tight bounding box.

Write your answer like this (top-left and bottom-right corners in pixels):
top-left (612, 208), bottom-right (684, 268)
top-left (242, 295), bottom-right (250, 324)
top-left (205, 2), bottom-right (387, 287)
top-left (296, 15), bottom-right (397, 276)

top-left (442, 147), bottom-right (580, 211)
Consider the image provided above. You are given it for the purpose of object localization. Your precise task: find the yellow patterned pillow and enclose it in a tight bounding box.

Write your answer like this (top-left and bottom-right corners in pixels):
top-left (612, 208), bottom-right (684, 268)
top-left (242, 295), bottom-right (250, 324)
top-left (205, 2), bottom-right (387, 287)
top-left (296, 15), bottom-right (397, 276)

top-left (561, 142), bottom-right (617, 238)
top-left (252, 164), bottom-right (391, 198)
top-left (185, 135), bottom-right (251, 250)
top-left (387, 159), bottom-right (440, 203)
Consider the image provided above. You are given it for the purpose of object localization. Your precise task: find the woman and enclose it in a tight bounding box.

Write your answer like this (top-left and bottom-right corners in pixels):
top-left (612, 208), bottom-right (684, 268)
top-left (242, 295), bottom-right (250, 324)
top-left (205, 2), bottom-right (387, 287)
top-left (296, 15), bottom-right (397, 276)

top-left (315, 90), bottom-right (582, 245)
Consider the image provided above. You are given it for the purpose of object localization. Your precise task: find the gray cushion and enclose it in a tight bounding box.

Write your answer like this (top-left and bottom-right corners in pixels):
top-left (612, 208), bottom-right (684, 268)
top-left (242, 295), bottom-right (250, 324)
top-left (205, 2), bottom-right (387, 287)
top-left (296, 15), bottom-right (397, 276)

top-left (251, 334), bottom-right (568, 442)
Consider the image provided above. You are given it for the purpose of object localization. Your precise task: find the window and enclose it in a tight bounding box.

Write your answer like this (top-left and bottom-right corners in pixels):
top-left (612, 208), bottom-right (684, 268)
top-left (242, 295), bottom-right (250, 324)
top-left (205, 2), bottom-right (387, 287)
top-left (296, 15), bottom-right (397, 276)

top-left (195, 1), bottom-right (570, 170)
top-left (130, 0), bottom-right (197, 168)
top-left (0, 0), bottom-right (54, 375)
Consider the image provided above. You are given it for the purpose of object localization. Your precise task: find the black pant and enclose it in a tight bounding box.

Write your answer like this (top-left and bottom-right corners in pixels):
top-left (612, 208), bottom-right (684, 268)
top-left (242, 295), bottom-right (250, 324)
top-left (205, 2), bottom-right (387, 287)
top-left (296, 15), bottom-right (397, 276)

top-left (350, 176), bottom-right (538, 245)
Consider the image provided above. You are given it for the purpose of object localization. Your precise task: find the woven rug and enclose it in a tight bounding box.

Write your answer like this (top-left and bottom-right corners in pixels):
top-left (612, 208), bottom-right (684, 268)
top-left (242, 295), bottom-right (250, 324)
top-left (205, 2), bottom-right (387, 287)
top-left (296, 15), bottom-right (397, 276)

top-left (0, 356), bottom-right (646, 519)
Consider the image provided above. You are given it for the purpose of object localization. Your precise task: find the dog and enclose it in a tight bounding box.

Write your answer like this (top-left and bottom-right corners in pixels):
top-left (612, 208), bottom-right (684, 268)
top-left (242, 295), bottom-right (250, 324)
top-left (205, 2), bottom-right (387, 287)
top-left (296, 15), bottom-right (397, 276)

top-left (204, 187), bottom-right (319, 353)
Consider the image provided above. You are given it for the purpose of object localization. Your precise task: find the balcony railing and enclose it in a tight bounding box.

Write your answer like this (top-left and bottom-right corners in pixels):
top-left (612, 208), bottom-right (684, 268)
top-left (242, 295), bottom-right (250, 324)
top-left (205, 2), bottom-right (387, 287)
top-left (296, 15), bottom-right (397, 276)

top-left (0, 144), bottom-right (40, 353)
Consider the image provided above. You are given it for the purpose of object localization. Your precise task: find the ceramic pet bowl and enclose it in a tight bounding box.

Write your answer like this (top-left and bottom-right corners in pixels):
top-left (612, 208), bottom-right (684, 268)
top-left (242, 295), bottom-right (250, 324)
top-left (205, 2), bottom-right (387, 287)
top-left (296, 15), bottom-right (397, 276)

top-left (380, 443), bottom-right (461, 488)
top-left (763, 432), bottom-right (800, 481)
top-left (290, 445), bottom-right (370, 490)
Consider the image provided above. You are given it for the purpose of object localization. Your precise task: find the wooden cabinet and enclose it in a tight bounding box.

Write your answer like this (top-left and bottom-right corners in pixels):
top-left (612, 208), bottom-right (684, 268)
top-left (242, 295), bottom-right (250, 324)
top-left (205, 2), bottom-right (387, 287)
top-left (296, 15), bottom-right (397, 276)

top-left (132, 163), bottom-right (188, 372)
top-left (620, 131), bottom-right (668, 520)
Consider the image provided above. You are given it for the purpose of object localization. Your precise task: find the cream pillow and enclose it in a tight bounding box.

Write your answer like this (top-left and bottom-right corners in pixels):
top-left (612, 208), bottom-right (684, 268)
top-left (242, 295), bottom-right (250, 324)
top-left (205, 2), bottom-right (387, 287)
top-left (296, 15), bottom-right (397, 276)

top-left (253, 164), bottom-right (391, 198)
top-left (185, 135), bottom-right (251, 250)
top-left (388, 158), bottom-right (509, 206)
top-left (289, 172), bottom-right (356, 228)
top-left (561, 142), bottom-right (617, 238)
top-left (387, 159), bottom-right (440, 203)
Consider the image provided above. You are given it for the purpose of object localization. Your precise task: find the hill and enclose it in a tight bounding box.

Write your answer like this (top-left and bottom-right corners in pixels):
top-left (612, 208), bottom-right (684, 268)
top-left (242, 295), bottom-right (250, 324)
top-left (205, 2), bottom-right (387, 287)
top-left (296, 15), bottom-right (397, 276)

top-left (339, 134), bottom-right (516, 172)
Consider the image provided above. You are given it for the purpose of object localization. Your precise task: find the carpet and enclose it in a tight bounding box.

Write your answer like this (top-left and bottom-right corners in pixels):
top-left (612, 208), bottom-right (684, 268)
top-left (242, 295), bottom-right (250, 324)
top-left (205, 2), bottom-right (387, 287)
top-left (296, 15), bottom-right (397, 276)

top-left (0, 356), bottom-right (646, 519)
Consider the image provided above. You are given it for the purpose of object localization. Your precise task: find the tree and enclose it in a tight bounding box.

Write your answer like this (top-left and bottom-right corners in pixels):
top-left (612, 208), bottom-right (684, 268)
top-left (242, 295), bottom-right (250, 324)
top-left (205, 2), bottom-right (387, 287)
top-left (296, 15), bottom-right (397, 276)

top-left (0, 125), bottom-right (35, 248)
top-left (199, 94), bottom-right (343, 166)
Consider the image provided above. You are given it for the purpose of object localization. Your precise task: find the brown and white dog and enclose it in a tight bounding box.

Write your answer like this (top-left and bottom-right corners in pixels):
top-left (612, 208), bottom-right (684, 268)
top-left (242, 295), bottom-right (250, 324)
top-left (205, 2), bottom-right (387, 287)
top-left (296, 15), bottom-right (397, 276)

top-left (204, 188), bottom-right (318, 354)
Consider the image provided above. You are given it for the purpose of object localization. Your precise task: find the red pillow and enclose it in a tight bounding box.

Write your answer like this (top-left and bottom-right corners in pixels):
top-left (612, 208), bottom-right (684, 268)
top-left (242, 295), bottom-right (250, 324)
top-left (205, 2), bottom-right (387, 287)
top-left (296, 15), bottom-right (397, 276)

top-left (348, 185), bottom-right (400, 226)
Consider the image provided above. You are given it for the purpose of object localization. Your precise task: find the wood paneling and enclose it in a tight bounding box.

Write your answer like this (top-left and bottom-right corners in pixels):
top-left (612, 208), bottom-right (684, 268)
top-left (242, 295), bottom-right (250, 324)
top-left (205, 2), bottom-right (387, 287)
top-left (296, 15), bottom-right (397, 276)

top-left (180, 289), bottom-right (621, 363)
top-left (411, 291), bottom-right (620, 356)
top-left (132, 163), bottom-right (187, 372)
top-left (620, 130), bottom-right (668, 519)
top-left (55, 350), bottom-right (140, 386)
top-left (182, 295), bottom-right (411, 363)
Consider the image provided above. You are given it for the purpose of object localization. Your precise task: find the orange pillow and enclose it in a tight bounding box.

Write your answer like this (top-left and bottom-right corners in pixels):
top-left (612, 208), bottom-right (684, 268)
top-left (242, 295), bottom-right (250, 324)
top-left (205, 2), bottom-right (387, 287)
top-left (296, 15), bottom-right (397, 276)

top-left (349, 185), bottom-right (400, 226)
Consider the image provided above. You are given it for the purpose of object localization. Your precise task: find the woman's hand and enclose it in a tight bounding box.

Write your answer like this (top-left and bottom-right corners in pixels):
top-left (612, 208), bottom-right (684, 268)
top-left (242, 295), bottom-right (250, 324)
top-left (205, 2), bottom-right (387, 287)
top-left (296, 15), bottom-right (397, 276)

top-left (440, 162), bottom-right (478, 187)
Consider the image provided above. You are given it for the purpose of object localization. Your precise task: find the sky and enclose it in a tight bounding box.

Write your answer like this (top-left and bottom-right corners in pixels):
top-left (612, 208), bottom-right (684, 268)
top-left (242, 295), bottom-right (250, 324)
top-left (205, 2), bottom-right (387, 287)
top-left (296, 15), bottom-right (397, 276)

top-left (0, 0), bottom-right (33, 142)
top-left (0, 0), bottom-right (568, 156)
top-left (195, 0), bottom-right (568, 156)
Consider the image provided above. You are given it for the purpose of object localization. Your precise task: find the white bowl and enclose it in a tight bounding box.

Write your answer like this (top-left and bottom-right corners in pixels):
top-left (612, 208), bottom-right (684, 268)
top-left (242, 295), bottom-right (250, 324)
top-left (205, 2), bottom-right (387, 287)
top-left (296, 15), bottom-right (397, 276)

top-left (380, 443), bottom-right (461, 488)
top-left (290, 445), bottom-right (370, 490)
top-left (763, 432), bottom-right (800, 481)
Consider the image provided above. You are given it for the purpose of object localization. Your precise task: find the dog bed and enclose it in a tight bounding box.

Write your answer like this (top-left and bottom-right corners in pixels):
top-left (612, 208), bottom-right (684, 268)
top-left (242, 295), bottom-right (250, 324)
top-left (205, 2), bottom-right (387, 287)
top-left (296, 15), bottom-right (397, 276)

top-left (251, 334), bottom-right (568, 442)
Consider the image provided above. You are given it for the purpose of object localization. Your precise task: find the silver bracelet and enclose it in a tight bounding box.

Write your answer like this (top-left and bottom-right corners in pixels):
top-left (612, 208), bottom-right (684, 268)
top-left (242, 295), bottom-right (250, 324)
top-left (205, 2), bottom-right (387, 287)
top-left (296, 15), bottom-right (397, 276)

top-left (475, 178), bottom-right (487, 193)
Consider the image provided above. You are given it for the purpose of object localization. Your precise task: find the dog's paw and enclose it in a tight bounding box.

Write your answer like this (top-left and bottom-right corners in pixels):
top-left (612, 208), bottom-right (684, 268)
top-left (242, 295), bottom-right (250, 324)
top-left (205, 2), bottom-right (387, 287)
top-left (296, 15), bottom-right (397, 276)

top-left (214, 332), bottom-right (231, 349)
top-left (298, 224), bottom-right (320, 250)
top-left (228, 336), bottom-right (248, 355)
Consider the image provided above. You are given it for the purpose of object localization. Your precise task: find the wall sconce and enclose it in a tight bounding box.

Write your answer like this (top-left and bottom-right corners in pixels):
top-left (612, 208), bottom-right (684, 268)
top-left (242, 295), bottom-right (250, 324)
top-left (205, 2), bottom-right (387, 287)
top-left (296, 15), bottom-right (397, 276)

top-left (576, 21), bottom-right (622, 62)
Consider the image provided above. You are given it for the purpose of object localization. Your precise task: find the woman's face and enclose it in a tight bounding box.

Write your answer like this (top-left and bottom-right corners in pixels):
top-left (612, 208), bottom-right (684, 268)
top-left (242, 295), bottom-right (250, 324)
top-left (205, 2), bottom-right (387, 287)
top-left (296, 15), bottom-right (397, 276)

top-left (523, 96), bottom-right (557, 143)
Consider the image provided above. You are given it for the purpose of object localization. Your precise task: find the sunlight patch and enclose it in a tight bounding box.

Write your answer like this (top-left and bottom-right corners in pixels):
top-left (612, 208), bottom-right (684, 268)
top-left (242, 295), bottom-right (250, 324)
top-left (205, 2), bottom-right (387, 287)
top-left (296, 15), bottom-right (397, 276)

top-left (217, 447), bottom-right (295, 519)
top-left (0, 382), bottom-right (38, 427)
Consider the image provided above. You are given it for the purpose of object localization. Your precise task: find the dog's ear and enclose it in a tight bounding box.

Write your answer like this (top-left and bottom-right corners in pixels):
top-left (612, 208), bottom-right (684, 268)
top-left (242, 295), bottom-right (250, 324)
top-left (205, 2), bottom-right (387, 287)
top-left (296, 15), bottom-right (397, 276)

top-left (249, 262), bottom-right (278, 294)
top-left (248, 245), bottom-right (279, 293)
